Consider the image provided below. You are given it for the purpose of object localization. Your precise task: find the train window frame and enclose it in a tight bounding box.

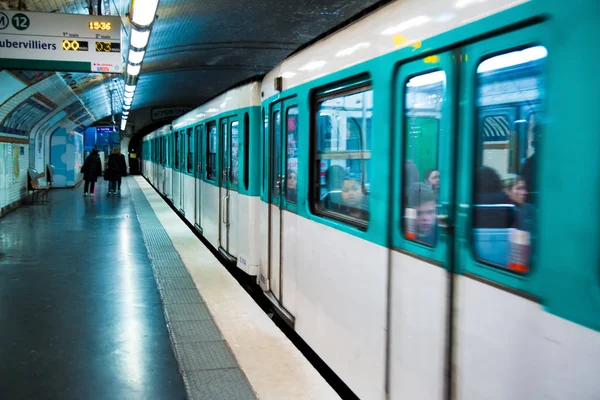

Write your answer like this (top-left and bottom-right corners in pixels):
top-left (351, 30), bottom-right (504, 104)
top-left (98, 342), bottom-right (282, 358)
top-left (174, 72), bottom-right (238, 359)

top-left (195, 125), bottom-right (203, 177)
top-left (285, 106), bottom-right (299, 204)
top-left (174, 131), bottom-right (180, 171)
top-left (310, 79), bottom-right (372, 230)
top-left (262, 107), bottom-right (266, 195)
top-left (244, 113), bottom-right (250, 191)
top-left (187, 127), bottom-right (193, 174)
top-left (470, 44), bottom-right (547, 275)
top-left (206, 121), bottom-right (217, 181)
top-left (401, 69), bottom-right (446, 248)
top-left (230, 120), bottom-right (239, 188)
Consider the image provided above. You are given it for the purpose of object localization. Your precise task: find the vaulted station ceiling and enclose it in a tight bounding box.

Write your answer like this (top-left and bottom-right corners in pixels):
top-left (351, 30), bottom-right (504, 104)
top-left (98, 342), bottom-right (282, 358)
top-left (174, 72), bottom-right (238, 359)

top-left (0, 0), bottom-right (385, 139)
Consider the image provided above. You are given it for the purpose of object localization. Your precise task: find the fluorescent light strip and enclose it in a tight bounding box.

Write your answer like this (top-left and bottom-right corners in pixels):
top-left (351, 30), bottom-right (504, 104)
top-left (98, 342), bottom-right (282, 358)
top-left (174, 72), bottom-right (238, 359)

top-left (128, 49), bottom-right (145, 64)
top-left (131, 0), bottom-right (159, 27)
top-left (127, 63), bottom-right (141, 76)
top-left (130, 28), bottom-right (150, 48)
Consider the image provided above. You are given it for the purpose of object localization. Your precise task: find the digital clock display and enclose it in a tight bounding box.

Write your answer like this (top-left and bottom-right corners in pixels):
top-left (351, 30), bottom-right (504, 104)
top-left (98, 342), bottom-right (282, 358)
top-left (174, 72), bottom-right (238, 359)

top-left (89, 21), bottom-right (112, 30)
top-left (95, 41), bottom-right (121, 53)
top-left (62, 40), bottom-right (89, 52)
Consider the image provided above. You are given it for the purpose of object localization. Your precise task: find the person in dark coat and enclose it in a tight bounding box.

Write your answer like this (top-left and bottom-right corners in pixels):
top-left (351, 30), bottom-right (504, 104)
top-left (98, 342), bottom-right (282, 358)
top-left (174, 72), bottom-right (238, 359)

top-left (116, 148), bottom-right (128, 193)
top-left (106, 148), bottom-right (122, 195)
top-left (81, 148), bottom-right (102, 197)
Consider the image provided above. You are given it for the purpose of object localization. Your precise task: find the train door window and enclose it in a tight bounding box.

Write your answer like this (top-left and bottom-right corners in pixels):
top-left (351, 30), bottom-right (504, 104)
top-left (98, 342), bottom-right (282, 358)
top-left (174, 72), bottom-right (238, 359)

top-left (244, 113), bottom-right (249, 191)
top-left (230, 121), bottom-right (239, 187)
top-left (262, 108), bottom-right (267, 193)
top-left (174, 131), bottom-right (180, 170)
top-left (286, 107), bottom-right (299, 203)
top-left (272, 111), bottom-right (281, 197)
top-left (206, 122), bottom-right (217, 180)
top-left (187, 128), bottom-right (193, 173)
top-left (313, 84), bottom-right (372, 227)
top-left (195, 125), bottom-right (202, 175)
top-left (401, 70), bottom-right (445, 246)
top-left (472, 45), bottom-right (546, 273)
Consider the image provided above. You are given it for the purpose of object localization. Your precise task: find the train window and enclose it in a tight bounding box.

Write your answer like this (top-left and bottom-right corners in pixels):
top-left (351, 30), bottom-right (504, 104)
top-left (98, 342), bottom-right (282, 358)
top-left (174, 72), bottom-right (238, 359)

top-left (195, 125), bottom-right (202, 175)
top-left (286, 107), bottom-right (298, 203)
top-left (313, 85), bottom-right (372, 227)
top-left (272, 111), bottom-right (281, 197)
top-left (187, 128), bottom-right (193, 173)
top-left (402, 70), bottom-right (445, 246)
top-left (244, 113), bottom-right (249, 191)
top-left (206, 122), bottom-right (217, 180)
top-left (174, 131), bottom-right (180, 170)
top-left (472, 45), bottom-right (546, 273)
top-left (262, 108), bottom-right (267, 193)
top-left (231, 121), bottom-right (239, 187)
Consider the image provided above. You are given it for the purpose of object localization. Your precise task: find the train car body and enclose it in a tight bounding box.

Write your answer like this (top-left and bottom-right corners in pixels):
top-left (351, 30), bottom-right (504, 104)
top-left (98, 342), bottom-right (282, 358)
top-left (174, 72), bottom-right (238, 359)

top-left (143, 0), bottom-right (600, 398)
top-left (148, 82), bottom-right (263, 275)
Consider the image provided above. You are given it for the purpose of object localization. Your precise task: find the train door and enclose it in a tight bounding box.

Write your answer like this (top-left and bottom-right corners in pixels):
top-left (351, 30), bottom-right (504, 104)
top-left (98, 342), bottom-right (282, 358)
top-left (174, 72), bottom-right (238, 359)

top-left (194, 124), bottom-right (203, 232)
top-left (452, 29), bottom-right (547, 400)
top-left (173, 131), bottom-right (181, 208)
top-left (166, 133), bottom-right (172, 200)
top-left (218, 119), bottom-right (231, 256)
top-left (388, 52), bottom-right (456, 400)
top-left (179, 128), bottom-right (189, 214)
top-left (389, 26), bottom-right (547, 400)
top-left (266, 99), bottom-right (297, 317)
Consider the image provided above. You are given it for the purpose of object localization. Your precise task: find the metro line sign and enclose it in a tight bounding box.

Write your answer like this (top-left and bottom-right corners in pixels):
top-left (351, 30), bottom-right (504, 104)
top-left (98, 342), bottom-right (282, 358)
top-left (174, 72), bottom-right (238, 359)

top-left (0, 10), bottom-right (122, 73)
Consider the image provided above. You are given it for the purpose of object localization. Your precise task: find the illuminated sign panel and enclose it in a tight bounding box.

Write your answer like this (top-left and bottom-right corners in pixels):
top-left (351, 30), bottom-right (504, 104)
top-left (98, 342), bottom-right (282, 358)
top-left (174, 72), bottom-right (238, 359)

top-left (0, 11), bottom-right (121, 73)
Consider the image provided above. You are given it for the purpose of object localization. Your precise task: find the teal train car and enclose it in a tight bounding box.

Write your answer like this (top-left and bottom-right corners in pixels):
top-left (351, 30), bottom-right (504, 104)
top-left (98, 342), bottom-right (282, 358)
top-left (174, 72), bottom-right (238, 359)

top-left (144, 0), bottom-right (600, 398)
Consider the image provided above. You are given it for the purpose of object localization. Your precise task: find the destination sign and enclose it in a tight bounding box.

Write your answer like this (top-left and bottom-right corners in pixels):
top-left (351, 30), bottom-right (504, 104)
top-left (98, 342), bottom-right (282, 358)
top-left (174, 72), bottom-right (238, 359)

top-left (0, 10), bottom-right (122, 73)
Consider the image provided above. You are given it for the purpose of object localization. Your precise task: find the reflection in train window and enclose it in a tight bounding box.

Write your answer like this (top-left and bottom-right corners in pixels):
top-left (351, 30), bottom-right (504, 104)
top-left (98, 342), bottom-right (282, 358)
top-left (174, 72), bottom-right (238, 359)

top-left (195, 125), bottom-right (202, 174)
top-left (313, 85), bottom-right (372, 227)
top-left (187, 128), bottom-right (193, 173)
top-left (174, 131), bottom-right (180, 170)
top-left (244, 113), bottom-right (249, 191)
top-left (286, 107), bottom-right (298, 203)
top-left (206, 122), bottom-right (217, 180)
top-left (402, 70), bottom-right (445, 247)
top-left (473, 46), bottom-right (546, 273)
top-left (271, 111), bottom-right (281, 198)
top-left (231, 121), bottom-right (239, 186)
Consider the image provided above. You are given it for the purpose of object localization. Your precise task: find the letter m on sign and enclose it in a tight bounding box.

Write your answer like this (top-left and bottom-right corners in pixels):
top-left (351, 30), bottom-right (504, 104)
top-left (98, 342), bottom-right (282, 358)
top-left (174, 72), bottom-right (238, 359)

top-left (0, 13), bottom-right (9, 29)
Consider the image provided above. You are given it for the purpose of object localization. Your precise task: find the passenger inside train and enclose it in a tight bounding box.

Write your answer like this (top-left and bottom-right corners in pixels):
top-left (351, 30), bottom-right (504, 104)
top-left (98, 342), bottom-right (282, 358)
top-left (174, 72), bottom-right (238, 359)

top-left (408, 182), bottom-right (437, 245)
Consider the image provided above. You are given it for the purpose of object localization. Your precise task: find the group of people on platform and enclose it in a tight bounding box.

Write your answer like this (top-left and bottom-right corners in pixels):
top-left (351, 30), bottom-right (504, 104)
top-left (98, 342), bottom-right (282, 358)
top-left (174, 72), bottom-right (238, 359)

top-left (81, 148), bottom-right (128, 197)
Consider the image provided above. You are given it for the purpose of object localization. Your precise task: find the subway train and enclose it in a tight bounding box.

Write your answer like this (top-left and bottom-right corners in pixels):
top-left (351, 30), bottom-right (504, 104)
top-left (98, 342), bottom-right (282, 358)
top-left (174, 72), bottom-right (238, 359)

top-left (142, 0), bottom-right (600, 398)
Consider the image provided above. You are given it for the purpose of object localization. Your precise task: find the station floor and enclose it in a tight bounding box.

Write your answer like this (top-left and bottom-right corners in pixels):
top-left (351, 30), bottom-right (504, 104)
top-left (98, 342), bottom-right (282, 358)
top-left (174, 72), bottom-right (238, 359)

top-left (0, 177), bottom-right (339, 400)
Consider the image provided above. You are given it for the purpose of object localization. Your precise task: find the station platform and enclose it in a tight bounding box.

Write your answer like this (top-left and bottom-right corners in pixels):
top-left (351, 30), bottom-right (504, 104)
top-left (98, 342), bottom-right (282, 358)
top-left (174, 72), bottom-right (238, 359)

top-left (0, 177), bottom-right (339, 400)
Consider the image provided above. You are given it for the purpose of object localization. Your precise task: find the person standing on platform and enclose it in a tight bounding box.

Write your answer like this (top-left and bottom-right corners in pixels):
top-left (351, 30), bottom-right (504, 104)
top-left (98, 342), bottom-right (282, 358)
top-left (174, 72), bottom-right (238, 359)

top-left (81, 148), bottom-right (102, 197)
top-left (106, 148), bottom-right (122, 195)
top-left (116, 148), bottom-right (128, 193)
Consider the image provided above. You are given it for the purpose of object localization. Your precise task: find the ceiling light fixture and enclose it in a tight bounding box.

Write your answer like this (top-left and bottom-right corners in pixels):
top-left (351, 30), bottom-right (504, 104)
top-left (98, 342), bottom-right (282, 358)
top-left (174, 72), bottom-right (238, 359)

top-left (127, 63), bottom-right (141, 76)
top-left (128, 49), bottom-right (145, 64)
top-left (131, 0), bottom-right (160, 27)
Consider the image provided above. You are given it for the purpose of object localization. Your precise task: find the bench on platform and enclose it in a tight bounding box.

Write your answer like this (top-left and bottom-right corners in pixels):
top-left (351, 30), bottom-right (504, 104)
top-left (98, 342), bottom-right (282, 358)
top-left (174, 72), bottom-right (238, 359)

top-left (27, 168), bottom-right (50, 204)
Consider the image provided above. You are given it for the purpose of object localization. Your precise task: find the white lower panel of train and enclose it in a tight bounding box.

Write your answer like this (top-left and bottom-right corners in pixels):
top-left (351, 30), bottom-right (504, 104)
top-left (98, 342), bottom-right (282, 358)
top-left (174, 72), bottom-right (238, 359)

top-left (258, 207), bottom-right (388, 400)
top-left (454, 276), bottom-right (600, 400)
top-left (389, 251), bottom-right (448, 400)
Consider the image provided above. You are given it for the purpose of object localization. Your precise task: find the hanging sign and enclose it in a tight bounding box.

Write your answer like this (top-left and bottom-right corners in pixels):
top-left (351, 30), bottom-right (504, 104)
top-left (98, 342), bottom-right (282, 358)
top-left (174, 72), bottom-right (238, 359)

top-left (0, 10), bottom-right (122, 73)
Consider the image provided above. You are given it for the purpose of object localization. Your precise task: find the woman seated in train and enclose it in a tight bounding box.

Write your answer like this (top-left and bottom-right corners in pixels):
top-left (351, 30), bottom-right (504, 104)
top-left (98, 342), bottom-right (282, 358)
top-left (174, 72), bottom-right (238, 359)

top-left (473, 166), bottom-right (516, 229)
top-left (502, 174), bottom-right (535, 233)
top-left (423, 168), bottom-right (440, 198)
